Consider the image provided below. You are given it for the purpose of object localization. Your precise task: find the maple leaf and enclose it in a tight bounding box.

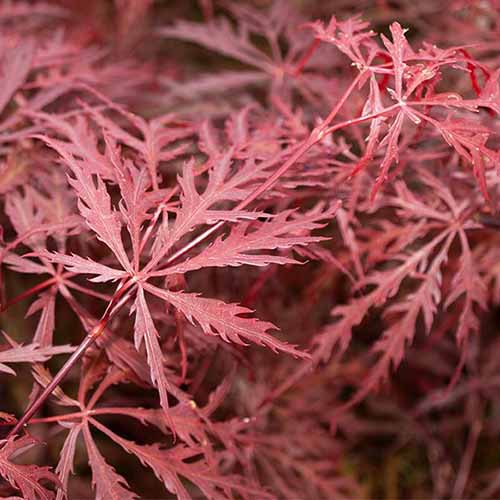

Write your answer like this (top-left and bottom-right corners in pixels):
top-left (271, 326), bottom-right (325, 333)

top-left (89, 417), bottom-right (272, 500)
top-left (80, 102), bottom-right (192, 190)
top-left (0, 38), bottom-right (34, 116)
top-left (444, 228), bottom-right (488, 345)
top-left (0, 434), bottom-right (60, 500)
top-left (318, 170), bottom-right (489, 419)
top-left (422, 116), bottom-right (498, 200)
top-left (479, 68), bottom-right (500, 115)
top-left (35, 134), bottom-right (132, 273)
top-left (40, 251), bottom-right (128, 283)
top-left (146, 152), bottom-right (271, 270)
top-left (158, 11), bottom-right (279, 76)
top-left (380, 23), bottom-right (415, 102)
top-left (307, 14), bottom-right (378, 67)
top-left (4, 188), bottom-right (48, 249)
top-left (160, 70), bottom-right (267, 102)
top-left (152, 204), bottom-right (338, 276)
top-left (131, 285), bottom-right (176, 421)
top-left (82, 423), bottom-right (137, 500)
top-left (316, 226), bottom-right (453, 362)
top-left (0, 332), bottom-right (74, 376)
top-left (143, 282), bottom-right (308, 358)
top-left (22, 292), bottom-right (55, 347)
top-left (158, 1), bottom-right (322, 103)
top-left (55, 423), bottom-right (81, 500)
top-left (67, 165), bottom-right (133, 273)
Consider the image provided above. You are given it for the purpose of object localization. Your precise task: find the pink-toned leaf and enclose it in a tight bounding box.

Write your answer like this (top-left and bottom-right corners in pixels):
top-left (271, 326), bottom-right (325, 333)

top-left (370, 111), bottom-right (405, 199)
top-left (91, 418), bottom-right (271, 500)
top-left (381, 22), bottom-right (414, 100)
top-left (0, 434), bottom-right (60, 500)
top-left (143, 282), bottom-right (308, 357)
top-left (36, 132), bottom-right (132, 271)
top-left (82, 423), bottom-right (137, 500)
top-left (132, 286), bottom-right (176, 426)
top-left (55, 423), bottom-right (82, 500)
top-left (39, 251), bottom-right (128, 282)
top-left (27, 291), bottom-right (56, 346)
top-left (158, 18), bottom-right (275, 74)
top-left (0, 38), bottom-right (34, 115)
top-left (445, 229), bottom-right (488, 344)
top-left (0, 333), bottom-right (74, 376)
top-left (155, 205), bottom-right (337, 276)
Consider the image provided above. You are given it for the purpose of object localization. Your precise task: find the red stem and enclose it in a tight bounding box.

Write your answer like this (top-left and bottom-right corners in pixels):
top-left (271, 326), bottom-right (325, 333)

top-left (6, 334), bottom-right (96, 438)
top-left (154, 72), bottom-right (365, 272)
top-left (6, 72), bottom-right (365, 436)
top-left (1, 406), bottom-right (164, 427)
top-left (1, 276), bottom-right (58, 313)
top-left (293, 38), bottom-right (321, 76)
top-left (6, 280), bottom-right (135, 438)
top-left (0, 272), bottom-right (78, 314)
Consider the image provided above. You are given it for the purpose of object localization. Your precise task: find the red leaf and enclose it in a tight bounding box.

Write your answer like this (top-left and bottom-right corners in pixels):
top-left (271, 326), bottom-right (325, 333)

top-left (0, 434), bottom-right (60, 500)
top-left (143, 282), bottom-right (309, 358)
top-left (132, 286), bottom-right (176, 428)
top-left (82, 423), bottom-right (137, 500)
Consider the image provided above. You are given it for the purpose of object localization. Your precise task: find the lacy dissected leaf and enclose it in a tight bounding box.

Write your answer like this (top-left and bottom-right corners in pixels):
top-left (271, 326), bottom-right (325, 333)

top-left (321, 171), bottom-right (487, 416)
top-left (103, 132), bottom-right (175, 267)
top-left (147, 152), bottom-right (273, 268)
top-left (67, 168), bottom-right (132, 273)
top-left (444, 228), bottom-right (488, 344)
top-left (0, 434), bottom-right (60, 500)
top-left (380, 22), bottom-right (415, 100)
top-left (0, 37), bottom-right (34, 115)
top-left (132, 285), bottom-right (176, 423)
top-left (153, 204), bottom-right (338, 276)
top-left (82, 103), bottom-right (192, 189)
top-left (249, 421), bottom-right (359, 500)
top-left (348, 75), bottom-right (386, 180)
top-left (370, 110), bottom-right (405, 199)
top-left (35, 130), bottom-right (132, 272)
top-left (317, 257), bottom-right (419, 361)
top-left (90, 418), bottom-right (272, 500)
top-left (160, 70), bottom-right (267, 102)
top-left (425, 117), bottom-right (498, 200)
top-left (27, 291), bottom-right (56, 347)
top-left (40, 251), bottom-right (128, 283)
top-left (55, 423), bottom-right (82, 500)
top-left (0, 333), bottom-right (74, 375)
top-left (4, 188), bottom-right (47, 249)
top-left (158, 17), bottom-right (276, 75)
top-left (3, 251), bottom-right (50, 275)
top-left (307, 15), bottom-right (378, 66)
top-left (315, 211), bottom-right (456, 364)
top-left (348, 230), bottom-right (457, 403)
top-left (94, 404), bottom-right (206, 447)
top-left (479, 68), bottom-right (500, 114)
top-left (31, 111), bottom-right (116, 179)
top-left (143, 282), bottom-right (308, 357)
top-left (82, 423), bottom-right (137, 500)
top-left (158, 0), bottom-right (315, 102)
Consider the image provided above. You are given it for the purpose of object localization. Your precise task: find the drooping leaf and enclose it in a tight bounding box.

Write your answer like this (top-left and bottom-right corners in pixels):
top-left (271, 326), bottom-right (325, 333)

top-left (143, 282), bottom-right (308, 358)
top-left (82, 423), bottom-right (137, 500)
top-left (0, 434), bottom-right (60, 500)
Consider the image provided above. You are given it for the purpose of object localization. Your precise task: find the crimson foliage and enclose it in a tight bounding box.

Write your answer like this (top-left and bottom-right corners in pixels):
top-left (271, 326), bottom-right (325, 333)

top-left (0, 1), bottom-right (499, 498)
